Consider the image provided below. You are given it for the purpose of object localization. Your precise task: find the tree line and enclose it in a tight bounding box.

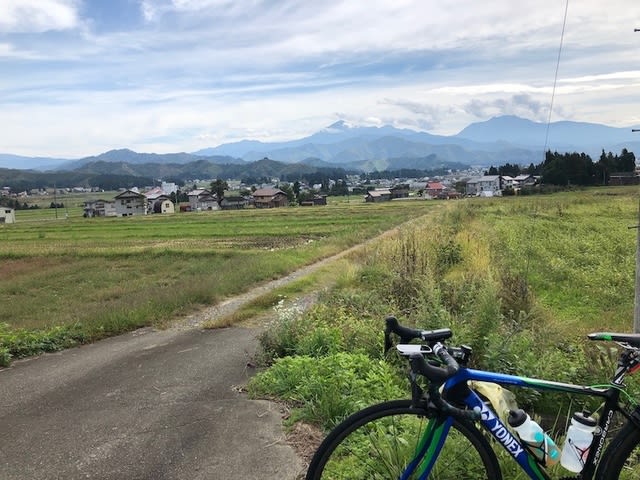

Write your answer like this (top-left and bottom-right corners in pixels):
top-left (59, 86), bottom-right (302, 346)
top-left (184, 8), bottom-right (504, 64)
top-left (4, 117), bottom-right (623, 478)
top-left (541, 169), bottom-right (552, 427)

top-left (486, 148), bottom-right (636, 186)
top-left (0, 169), bottom-right (154, 192)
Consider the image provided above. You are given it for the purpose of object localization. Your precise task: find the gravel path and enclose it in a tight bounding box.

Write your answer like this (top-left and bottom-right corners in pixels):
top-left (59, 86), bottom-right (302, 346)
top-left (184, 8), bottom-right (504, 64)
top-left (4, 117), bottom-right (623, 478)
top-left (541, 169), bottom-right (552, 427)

top-left (173, 238), bottom-right (378, 329)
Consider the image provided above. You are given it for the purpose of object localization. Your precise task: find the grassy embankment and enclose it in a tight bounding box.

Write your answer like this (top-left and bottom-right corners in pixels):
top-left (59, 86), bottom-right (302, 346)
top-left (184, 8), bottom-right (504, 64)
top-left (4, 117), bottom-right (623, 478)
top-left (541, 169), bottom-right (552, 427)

top-left (0, 199), bottom-right (439, 366)
top-left (249, 187), bottom-right (640, 475)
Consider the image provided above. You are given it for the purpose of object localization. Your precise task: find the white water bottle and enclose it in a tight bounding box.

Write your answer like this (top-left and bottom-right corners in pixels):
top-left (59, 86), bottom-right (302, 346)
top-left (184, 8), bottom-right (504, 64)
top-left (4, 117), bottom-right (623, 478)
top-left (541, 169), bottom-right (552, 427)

top-left (560, 411), bottom-right (597, 473)
top-left (508, 409), bottom-right (560, 466)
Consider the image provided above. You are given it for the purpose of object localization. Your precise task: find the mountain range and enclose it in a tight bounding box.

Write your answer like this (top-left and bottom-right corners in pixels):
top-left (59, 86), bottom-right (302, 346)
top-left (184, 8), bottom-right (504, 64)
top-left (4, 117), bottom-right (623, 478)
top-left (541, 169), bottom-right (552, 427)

top-left (2, 115), bottom-right (639, 174)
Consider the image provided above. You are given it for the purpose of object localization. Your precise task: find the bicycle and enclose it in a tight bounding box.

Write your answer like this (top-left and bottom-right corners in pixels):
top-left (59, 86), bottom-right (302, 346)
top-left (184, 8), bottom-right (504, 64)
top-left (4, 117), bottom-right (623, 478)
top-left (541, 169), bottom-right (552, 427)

top-left (305, 316), bottom-right (640, 479)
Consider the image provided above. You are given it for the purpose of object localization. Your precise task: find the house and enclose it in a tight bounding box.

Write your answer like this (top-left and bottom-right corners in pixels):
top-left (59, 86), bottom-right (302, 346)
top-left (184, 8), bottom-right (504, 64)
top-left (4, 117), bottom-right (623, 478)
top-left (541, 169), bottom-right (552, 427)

top-left (114, 190), bottom-right (148, 216)
top-left (83, 199), bottom-right (117, 217)
top-left (409, 181), bottom-right (428, 191)
top-left (187, 189), bottom-right (219, 211)
top-left (465, 176), bottom-right (502, 197)
top-left (0, 208), bottom-right (15, 224)
top-left (145, 189), bottom-right (175, 214)
top-left (425, 182), bottom-right (446, 198)
top-left (220, 195), bottom-right (248, 210)
top-left (151, 197), bottom-right (175, 214)
top-left (252, 188), bottom-right (289, 208)
top-left (300, 195), bottom-right (328, 206)
top-left (513, 174), bottom-right (536, 189)
top-left (365, 188), bottom-right (392, 202)
top-left (439, 190), bottom-right (462, 200)
top-left (501, 176), bottom-right (515, 189)
top-left (609, 172), bottom-right (640, 186)
top-left (160, 182), bottom-right (178, 195)
top-left (390, 185), bottom-right (410, 199)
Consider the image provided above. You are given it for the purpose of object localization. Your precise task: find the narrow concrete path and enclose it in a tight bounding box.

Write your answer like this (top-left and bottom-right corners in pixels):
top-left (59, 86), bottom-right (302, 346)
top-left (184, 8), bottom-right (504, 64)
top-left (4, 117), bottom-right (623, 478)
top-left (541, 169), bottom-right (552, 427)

top-left (0, 326), bottom-right (303, 479)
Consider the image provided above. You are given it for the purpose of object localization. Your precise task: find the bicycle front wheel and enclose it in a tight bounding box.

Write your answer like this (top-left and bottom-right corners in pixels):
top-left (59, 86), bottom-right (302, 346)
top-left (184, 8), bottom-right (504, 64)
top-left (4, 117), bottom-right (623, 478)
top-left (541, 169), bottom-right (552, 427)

top-left (596, 419), bottom-right (640, 479)
top-left (305, 399), bottom-right (501, 480)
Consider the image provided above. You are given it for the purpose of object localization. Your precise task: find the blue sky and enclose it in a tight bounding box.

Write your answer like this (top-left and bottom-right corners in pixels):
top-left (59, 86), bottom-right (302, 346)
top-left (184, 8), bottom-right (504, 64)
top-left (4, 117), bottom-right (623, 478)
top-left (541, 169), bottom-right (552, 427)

top-left (2, 0), bottom-right (640, 158)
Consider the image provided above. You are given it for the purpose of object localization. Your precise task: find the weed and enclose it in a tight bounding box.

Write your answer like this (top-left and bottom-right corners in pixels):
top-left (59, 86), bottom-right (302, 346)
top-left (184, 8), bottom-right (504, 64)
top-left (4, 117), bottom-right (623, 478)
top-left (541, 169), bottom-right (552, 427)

top-left (248, 352), bottom-right (405, 429)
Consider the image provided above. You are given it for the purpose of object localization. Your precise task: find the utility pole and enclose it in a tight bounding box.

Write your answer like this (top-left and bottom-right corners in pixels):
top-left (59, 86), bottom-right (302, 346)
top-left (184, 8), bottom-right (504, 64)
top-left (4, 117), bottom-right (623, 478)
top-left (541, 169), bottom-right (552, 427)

top-left (53, 183), bottom-right (58, 220)
top-left (634, 29), bottom-right (640, 332)
top-left (634, 203), bottom-right (640, 333)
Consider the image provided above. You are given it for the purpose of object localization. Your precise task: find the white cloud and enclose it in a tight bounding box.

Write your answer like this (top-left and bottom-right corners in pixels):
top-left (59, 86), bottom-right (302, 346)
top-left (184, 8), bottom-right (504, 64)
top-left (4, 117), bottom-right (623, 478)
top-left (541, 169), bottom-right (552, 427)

top-left (3, 0), bottom-right (640, 156)
top-left (0, 43), bottom-right (15, 56)
top-left (0, 0), bottom-right (79, 33)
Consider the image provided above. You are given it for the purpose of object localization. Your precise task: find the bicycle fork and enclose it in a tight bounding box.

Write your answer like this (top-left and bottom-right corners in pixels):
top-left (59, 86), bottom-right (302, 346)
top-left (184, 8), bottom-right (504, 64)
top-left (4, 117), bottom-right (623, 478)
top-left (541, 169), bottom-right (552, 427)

top-left (400, 415), bottom-right (453, 480)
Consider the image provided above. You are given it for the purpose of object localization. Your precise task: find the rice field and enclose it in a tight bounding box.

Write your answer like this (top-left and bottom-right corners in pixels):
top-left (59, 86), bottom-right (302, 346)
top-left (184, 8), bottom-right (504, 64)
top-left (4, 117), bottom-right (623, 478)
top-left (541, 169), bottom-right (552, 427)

top-left (0, 199), bottom-right (440, 333)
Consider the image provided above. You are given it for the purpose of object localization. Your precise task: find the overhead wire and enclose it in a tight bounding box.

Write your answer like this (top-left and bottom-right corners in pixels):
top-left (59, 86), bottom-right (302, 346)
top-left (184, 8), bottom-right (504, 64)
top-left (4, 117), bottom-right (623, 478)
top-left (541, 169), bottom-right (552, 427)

top-left (543, 0), bottom-right (570, 160)
top-left (524, 0), bottom-right (570, 287)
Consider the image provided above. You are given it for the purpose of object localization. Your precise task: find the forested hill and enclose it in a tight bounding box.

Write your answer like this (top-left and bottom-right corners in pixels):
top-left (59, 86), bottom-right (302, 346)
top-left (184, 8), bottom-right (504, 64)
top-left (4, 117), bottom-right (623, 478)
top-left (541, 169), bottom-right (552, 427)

top-left (0, 158), bottom-right (354, 191)
top-left (0, 168), bottom-right (153, 192)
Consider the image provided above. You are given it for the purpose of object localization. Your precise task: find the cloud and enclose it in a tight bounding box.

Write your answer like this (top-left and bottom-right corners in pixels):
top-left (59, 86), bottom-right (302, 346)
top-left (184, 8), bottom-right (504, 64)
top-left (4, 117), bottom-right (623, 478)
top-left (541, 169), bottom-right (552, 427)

top-left (0, 0), bottom-right (79, 33)
top-left (463, 94), bottom-right (554, 121)
top-left (378, 99), bottom-right (451, 130)
top-left (3, 0), bottom-right (640, 157)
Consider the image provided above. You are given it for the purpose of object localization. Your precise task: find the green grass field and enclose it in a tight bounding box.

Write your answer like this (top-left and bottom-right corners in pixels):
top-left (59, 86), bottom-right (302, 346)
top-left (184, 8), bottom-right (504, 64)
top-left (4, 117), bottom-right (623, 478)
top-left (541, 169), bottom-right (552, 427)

top-left (0, 198), bottom-right (440, 363)
top-left (460, 187), bottom-right (639, 332)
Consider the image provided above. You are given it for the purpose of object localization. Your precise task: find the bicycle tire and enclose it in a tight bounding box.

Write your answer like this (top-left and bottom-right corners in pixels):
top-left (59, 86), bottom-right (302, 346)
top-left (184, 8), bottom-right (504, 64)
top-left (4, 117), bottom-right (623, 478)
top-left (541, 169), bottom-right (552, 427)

top-left (305, 399), bottom-right (501, 480)
top-left (595, 419), bottom-right (640, 479)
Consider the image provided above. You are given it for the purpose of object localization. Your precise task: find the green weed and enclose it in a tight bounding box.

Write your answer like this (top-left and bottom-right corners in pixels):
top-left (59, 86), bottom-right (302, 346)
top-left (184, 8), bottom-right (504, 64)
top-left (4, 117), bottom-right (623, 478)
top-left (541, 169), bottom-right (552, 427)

top-left (248, 352), bottom-right (405, 429)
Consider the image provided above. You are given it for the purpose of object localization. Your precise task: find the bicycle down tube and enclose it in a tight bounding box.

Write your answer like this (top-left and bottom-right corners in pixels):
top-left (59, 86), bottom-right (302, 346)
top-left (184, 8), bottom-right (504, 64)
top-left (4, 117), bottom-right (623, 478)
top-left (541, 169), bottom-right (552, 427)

top-left (412, 366), bottom-right (627, 480)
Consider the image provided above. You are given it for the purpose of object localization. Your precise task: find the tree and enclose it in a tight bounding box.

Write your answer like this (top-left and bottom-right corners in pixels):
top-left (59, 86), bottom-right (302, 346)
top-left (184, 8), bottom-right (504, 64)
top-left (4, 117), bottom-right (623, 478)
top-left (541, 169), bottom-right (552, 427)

top-left (170, 190), bottom-right (188, 204)
top-left (329, 180), bottom-right (349, 196)
top-left (210, 179), bottom-right (228, 203)
top-left (541, 150), bottom-right (596, 186)
top-left (541, 150), bottom-right (569, 186)
top-left (296, 190), bottom-right (316, 205)
top-left (619, 148), bottom-right (636, 172)
top-left (498, 163), bottom-right (522, 177)
top-left (279, 183), bottom-right (296, 204)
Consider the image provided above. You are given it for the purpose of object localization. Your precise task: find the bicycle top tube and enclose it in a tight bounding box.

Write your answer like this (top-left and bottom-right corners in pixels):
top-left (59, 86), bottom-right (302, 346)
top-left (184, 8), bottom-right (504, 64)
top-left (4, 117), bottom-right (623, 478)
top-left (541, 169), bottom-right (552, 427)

top-left (445, 367), bottom-right (610, 398)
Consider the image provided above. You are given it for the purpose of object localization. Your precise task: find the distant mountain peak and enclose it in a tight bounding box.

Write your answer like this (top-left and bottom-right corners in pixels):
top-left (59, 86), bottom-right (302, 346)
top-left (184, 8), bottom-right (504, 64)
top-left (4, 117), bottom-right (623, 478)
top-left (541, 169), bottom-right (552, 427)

top-left (325, 120), bottom-right (354, 132)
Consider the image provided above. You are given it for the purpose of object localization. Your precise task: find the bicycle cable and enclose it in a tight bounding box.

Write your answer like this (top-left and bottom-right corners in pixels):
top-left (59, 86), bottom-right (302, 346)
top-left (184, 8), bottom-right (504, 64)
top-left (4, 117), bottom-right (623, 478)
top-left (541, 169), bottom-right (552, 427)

top-left (588, 384), bottom-right (638, 407)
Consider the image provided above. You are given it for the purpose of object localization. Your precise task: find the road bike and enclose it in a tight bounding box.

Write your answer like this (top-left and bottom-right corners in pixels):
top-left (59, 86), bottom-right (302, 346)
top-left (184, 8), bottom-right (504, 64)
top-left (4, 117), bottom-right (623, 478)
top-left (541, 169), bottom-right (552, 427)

top-left (305, 316), bottom-right (640, 479)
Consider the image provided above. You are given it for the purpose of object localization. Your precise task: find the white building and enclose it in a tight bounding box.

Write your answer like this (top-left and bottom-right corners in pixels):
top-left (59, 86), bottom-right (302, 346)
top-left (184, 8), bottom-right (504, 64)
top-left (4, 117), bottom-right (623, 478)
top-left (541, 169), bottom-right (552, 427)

top-left (0, 208), bottom-right (15, 224)
top-left (114, 190), bottom-right (148, 216)
top-left (161, 182), bottom-right (178, 195)
top-left (465, 176), bottom-right (502, 197)
top-left (187, 189), bottom-right (219, 211)
top-left (513, 174), bottom-right (536, 188)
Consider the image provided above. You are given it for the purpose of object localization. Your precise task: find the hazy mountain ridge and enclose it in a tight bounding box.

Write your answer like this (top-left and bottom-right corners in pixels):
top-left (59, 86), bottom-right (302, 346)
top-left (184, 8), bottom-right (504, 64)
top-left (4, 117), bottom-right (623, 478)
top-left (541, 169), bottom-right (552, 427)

top-left (455, 115), bottom-right (639, 155)
top-left (3, 116), bottom-right (640, 174)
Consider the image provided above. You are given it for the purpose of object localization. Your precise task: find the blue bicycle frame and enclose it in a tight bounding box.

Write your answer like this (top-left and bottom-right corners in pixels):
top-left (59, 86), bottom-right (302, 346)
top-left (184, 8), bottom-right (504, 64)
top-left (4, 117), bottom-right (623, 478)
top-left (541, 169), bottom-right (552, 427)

top-left (408, 366), bottom-right (624, 480)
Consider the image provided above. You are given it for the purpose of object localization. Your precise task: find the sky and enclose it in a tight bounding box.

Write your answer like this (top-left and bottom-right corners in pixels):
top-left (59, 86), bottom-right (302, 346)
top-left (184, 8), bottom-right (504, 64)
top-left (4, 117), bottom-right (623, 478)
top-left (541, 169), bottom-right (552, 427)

top-left (2, 0), bottom-right (640, 158)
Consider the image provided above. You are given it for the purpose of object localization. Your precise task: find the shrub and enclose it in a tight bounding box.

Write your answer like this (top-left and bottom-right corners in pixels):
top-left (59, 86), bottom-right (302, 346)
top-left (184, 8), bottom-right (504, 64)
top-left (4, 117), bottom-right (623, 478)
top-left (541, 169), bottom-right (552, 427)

top-left (256, 295), bottom-right (384, 366)
top-left (0, 322), bottom-right (89, 364)
top-left (248, 352), bottom-right (406, 430)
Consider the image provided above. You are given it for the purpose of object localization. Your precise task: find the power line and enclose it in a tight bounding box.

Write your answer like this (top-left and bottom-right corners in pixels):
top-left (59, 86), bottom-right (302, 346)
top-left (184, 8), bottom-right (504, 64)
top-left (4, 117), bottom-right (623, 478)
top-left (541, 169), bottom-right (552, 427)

top-left (542, 0), bottom-right (570, 160)
top-left (524, 0), bottom-right (570, 292)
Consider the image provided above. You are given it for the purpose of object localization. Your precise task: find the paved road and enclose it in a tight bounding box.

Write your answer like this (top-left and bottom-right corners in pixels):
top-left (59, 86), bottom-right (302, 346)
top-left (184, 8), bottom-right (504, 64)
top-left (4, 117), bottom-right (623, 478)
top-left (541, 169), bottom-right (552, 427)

top-left (0, 326), bottom-right (303, 480)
